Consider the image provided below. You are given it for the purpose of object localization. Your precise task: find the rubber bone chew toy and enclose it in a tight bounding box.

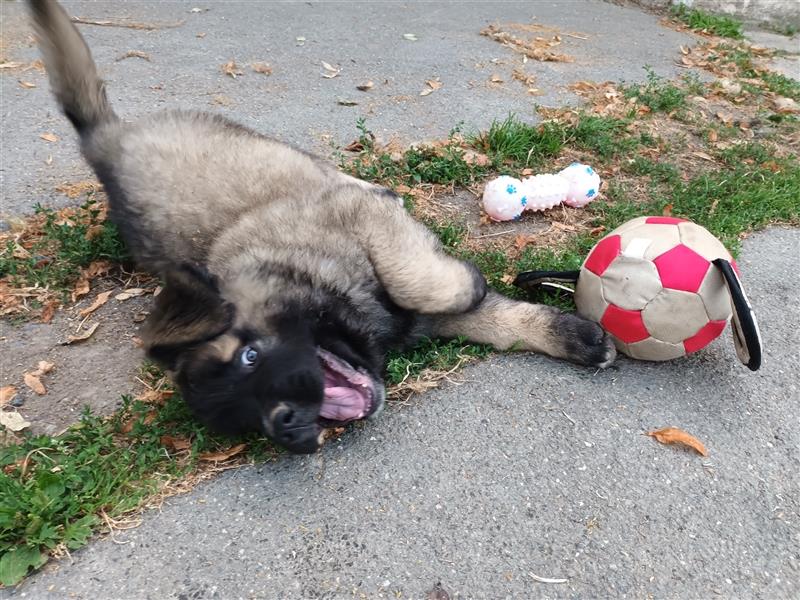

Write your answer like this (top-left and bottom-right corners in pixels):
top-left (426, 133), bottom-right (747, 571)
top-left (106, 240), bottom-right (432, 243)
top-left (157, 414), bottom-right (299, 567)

top-left (482, 163), bottom-right (601, 221)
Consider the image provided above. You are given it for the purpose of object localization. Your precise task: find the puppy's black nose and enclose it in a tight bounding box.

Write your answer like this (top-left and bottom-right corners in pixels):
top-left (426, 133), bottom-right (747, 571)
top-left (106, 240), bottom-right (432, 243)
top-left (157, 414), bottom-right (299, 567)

top-left (270, 405), bottom-right (321, 454)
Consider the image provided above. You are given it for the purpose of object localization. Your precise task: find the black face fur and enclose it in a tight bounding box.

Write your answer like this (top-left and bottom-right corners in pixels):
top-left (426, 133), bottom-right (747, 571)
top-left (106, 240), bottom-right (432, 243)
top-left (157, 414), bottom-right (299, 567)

top-left (145, 264), bottom-right (417, 454)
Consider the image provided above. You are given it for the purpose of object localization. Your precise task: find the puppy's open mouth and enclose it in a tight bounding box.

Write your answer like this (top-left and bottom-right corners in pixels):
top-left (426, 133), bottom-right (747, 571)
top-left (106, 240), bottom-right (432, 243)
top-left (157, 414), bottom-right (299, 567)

top-left (317, 348), bottom-right (384, 425)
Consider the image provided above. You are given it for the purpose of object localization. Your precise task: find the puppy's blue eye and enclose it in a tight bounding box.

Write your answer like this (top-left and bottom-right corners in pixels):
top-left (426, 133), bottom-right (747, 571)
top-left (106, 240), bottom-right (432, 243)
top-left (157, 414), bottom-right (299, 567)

top-left (240, 347), bottom-right (258, 366)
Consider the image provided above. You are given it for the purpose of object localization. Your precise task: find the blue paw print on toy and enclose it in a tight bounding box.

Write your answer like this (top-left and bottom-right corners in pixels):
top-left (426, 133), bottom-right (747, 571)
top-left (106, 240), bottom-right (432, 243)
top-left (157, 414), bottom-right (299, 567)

top-left (570, 162), bottom-right (580, 167)
top-left (506, 184), bottom-right (517, 195)
top-left (512, 213), bottom-right (522, 221)
top-left (586, 166), bottom-right (594, 175)
top-left (520, 196), bottom-right (528, 207)
top-left (587, 188), bottom-right (596, 198)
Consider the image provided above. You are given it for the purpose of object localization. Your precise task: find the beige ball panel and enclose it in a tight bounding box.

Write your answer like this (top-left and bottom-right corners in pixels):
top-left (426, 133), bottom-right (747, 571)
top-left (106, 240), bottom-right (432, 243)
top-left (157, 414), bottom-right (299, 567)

top-left (620, 224), bottom-right (681, 261)
top-left (608, 216), bottom-right (649, 236)
top-left (626, 336), bottom-right (687, 361)
top-left (677, 222), bottom-right (732, 261)
top-left (575, 268), bottom-right (608, 322)
top-left (642, 288), bottom-right (709, 343)
top-left (601, 256), bottom-right (663, 310)
top-left (697, 266), bottom-right (733, 321)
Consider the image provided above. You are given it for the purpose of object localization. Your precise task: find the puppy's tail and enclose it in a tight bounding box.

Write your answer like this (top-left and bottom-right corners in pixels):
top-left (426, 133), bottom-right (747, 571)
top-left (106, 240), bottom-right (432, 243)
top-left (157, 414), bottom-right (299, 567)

top-left (27, 0), bottom-right (117, 134)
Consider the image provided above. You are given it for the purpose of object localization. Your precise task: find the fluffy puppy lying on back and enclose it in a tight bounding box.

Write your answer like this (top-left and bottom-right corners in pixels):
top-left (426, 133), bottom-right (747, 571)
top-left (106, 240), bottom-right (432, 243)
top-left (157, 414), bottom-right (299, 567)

top-left (27, 0), bottom-right (615, 453)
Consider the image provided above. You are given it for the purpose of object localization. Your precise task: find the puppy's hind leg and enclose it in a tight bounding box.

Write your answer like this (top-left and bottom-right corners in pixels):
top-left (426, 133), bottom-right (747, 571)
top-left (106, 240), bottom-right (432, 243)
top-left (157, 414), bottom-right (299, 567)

top-left (352, 195), bottom-right (486, 315)
top-left (429, 291), bottom-right (616, 368)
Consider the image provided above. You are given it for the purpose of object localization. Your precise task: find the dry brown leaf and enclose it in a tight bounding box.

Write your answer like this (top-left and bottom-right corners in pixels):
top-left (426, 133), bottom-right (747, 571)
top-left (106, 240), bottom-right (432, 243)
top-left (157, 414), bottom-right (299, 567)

top-left (0, 62), bottom-right (24, 70)
top-left (321, 61), bottom-right (340, 78)
top-left (116, 50), bottom-right (151, 62)
top-left (773, 96), bottom-right (800, 114)
top-left (64, 322), bottom-right (99, 345)
top-left (39, 132), bottom-right (59, 143)
top-left (120, 410), bottom-right (157, 434)
top-left (250, 62), bottom-right (272, 75)
top-left (0, 386), bottom-right (17, 407)
top-left (692, 151), bottom-right (716, 163)
top-left (514, 234), bottom-right (533, 251)
top-left (36, 361), bottom-right (55, 375)
top-left (716, 111), bottom-right (733, 125)
top-left (24, 372), bottom-right (46, 395)
top-left (500, 273), bottom-right (515, 285)
top-left (356, 80), bottom-right (374, 91)
top-left (71, 278), bottom-right (91, 303)
top-left (462, 151), bottom-right (490, 167)
top-left (115, 288), bottom-right (146, 301)
top-left (198, 443), bottom-right (247, 462)
top-left (79, 291), bottom-right (112, 317)
top-left (489, 74), bottom-right (504, 84)
top-left (160, 435), bottom-right (192, 451)
top-left (40, 300), bottom-right (59, 324)
top-left (590, 225), bottom-right (606, 236)
top-left (661, 203), bottom-right (673, 217)
top-left (707, 129), bottom-right (718, 143)
top-left (55, 180), bottom-right (98, 198)
top-left (221, 61), bottom-right (243, 78)
top-left (196, 32), bottom-right (206, 38)
top-left (337, 98), bottom-right (359, 106)
top-left (0, 411), bottom-right (30, 432)
top-left (647, 426), bottom-right (708, 456)
top-left (426, 78), bottom-right (443, 90)
top-left (138, 388), bottom-right (174, 404)
top-left (19, 80), bottom-right (36, 89)
top-left (342, 140), bottom-right (365, 152)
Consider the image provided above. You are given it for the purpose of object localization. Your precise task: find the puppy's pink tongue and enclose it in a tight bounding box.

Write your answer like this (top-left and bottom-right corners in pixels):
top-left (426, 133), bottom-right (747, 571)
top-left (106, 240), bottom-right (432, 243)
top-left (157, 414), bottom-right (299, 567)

top-left (320, 387), bottom-right (366, 421)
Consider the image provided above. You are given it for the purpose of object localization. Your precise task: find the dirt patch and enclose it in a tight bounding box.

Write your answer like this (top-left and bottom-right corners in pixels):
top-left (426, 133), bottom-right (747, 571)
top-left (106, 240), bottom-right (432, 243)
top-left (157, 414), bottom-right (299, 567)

top-left (0, 281), bottom-right (153, 436)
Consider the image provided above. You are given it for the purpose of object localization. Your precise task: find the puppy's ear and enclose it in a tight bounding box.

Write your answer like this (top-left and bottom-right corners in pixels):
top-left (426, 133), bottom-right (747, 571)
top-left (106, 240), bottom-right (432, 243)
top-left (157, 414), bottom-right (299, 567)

top-left (142, 264), bottom-right (234, 370)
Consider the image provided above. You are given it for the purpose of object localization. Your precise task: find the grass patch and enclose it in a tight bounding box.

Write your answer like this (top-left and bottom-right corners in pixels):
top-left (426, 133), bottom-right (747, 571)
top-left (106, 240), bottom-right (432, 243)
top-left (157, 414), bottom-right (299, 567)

top-left (623, 67), bottom-right (688, 113)
top-left (386, 337), bottom-right (493, 386)
top-left (0, 377), bottom-right (279, 586)
top-left (472, 116), bottom-right (564, 168)
top-left (671, 4), bottom-right (744, 39)
top-left (0, 197), bottom-right (127, 295)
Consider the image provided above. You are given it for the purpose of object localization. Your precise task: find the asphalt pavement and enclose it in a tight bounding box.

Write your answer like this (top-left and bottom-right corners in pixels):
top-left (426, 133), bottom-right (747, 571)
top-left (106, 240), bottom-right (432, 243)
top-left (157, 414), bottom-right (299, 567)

top-left (1, 1), bottom-right (798, 598)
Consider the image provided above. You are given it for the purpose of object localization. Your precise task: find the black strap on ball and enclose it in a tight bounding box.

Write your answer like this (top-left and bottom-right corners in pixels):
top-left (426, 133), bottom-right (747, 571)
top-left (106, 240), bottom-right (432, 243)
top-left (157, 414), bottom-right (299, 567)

top-left (712, 259), bottom-right (762, 371)
top-left (513, 270), bottom-right (580, 296)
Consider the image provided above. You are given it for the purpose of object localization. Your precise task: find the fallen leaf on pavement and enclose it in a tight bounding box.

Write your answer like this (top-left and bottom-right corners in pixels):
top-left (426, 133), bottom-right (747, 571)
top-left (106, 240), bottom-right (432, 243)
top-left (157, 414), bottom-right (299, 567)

top-left (646, 426), bottom-right (708, 456)
top-left (19, 80), bottom-right (36, 89)
top-left (64, 322), bottom-right (99, 345)
top-left (199, 443), bottom-right (247, 462)
top-left (356, 80), bottom-right (374, 91)
top-left (0, 411), bottom-right (30, 432)
top-left (402, 33), bottom-right (418, 41)
top-left (251, 62), bottom-right (272, 75)
top-left (72, 278), bottom-right (90, 302)
top-left (0, 386), bottom-right (17, 407)
top-left (514, 234), bottom-right (534, 251)
top-left (116, 50), bottom-right (151, 62)
top-left (342, 140), bottom-right (364, 152)
top-left (420, 78), bottom-right (442, 96)
top-left (221, 61), bottom-right (243, 78)
top-left (40, 133), bottom-right (59, 143)
top-left (115, 288), bottom-right (146, 301)
top-left (24, 372), bottom-right (46, 395)
top-left (79, 290), bottom-right (112, 317)
top-left (40, 300), bottom-right (59, 324)
top-left (337, 98), bottom-right (359, 106)
top-left (36, 361), bottom-right (55, 375)
top-left (321, 61), bottom-right (340, 78)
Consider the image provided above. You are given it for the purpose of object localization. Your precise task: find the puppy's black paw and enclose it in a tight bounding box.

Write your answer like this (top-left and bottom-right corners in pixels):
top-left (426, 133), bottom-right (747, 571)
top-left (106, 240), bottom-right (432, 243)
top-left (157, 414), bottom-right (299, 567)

top-left (555, 313), bottom-right (617, 368)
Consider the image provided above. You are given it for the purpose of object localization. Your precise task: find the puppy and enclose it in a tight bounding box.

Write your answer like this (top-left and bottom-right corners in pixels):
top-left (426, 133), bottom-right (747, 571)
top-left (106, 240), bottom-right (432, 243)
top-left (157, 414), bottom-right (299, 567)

top-left (27, 0), bottom-right (615, 453)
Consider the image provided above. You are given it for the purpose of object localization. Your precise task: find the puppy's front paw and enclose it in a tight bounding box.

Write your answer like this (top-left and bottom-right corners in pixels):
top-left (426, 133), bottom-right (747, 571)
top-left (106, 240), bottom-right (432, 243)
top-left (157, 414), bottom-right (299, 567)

top-left (554, 313), bottom-right (616, 368)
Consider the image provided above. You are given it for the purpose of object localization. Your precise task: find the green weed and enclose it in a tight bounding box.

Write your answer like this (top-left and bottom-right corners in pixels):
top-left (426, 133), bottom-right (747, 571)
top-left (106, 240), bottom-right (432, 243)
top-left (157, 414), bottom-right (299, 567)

top-left (623, 66), bottom-right (688, 113)
top-left (671, 5), bottom-right (744, 39)
top-left (0, 198), bottom-right (128, 295)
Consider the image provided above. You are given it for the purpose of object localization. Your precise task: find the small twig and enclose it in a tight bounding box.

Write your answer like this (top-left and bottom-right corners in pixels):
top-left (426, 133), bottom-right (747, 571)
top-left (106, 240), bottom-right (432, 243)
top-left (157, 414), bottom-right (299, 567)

top-left (529, 573), bottom-right (568, 584)
top-left (472, 229), bottom-right (516, 239)
top-left (71, 16), bottom-right (185, 31)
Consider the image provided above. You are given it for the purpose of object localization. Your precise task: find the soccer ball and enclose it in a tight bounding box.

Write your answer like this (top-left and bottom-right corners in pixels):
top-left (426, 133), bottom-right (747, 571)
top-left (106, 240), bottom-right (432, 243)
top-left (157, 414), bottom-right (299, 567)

top-left (574, 216), bottom-right (736, 361)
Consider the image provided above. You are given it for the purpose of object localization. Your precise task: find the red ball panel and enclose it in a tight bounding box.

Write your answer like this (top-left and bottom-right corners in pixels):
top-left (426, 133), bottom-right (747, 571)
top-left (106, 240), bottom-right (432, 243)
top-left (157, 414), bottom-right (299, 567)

top-left (601, 304), bottom-right (650, 344)
top-left (584, 235), bottom-right (621, 276)
top-left (731, 259), bottom-right (741, 277)
top-left (645, 217), bottom-right (687, 225)
top-left (653, 244), bottom-right (710, 292)
top-left (683, 319), bottom-right (727, 354)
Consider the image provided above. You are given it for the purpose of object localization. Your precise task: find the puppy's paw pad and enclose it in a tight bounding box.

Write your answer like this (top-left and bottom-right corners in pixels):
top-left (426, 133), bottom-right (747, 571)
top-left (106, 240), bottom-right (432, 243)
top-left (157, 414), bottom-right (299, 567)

top-left (558, 315), bottom-right (617, 368)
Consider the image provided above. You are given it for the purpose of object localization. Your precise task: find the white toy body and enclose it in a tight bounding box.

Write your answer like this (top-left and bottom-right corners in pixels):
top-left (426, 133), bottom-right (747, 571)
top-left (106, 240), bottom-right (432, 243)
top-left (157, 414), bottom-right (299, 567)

top-left (482, 162), bottom-right (600, 221)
